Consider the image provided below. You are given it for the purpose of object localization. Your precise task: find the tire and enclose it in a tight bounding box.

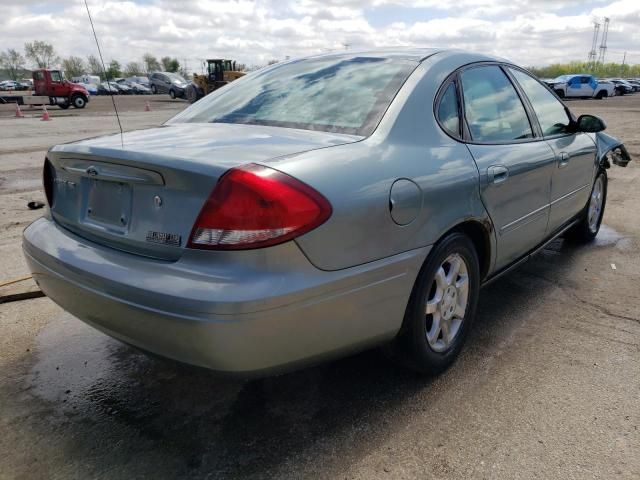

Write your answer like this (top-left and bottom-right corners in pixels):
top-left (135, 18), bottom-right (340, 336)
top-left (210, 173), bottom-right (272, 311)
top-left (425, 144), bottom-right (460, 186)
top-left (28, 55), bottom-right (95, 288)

top-left (595, 90), bottom-right (607, 99)
top-left (169, 89), bottom-right (176, 99)
top-left (58, 102), bottom-right (70, 110)
top-left (71, 94), bottom-right (86, 109)
top-left (555, 89), bottom-right (565, 99)
top-left (151, 84), bottom-right (157, 94)
top-left (566, 171), bottom-right (607, 243)
top-left (388, 232), bottom-right (480, 375)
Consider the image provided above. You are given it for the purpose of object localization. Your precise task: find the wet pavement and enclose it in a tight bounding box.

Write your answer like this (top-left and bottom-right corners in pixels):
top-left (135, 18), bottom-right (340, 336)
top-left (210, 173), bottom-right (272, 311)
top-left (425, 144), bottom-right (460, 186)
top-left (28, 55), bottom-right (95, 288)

top-left (1, 97), bottom-right (639, 479)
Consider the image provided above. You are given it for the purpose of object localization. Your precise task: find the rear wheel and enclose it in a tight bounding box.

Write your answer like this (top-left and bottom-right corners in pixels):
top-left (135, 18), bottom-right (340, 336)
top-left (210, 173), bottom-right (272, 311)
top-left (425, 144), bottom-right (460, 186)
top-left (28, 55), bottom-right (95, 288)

top-left (595, 90), bottom-right (607, 99)
top-left (169, 89), bottom-right (176, 99)
top-left (151, 84), bottom-right (157, 94)
top-left (388, 232), bottom-right (480, 375)
top-left (566, 171), bottom-right (607, 243)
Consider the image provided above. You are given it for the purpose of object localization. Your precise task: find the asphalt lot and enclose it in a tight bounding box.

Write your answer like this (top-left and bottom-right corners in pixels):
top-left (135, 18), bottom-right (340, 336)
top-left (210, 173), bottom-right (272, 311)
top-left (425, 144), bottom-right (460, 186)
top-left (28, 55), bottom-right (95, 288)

top-left (0, 94), bottom-right (639, 479)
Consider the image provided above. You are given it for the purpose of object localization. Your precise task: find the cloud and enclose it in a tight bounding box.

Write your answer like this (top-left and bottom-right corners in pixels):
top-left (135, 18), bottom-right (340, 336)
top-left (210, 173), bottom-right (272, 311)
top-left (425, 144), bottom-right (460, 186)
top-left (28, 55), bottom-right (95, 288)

top-left (1, 0), bottom-right (639, 72)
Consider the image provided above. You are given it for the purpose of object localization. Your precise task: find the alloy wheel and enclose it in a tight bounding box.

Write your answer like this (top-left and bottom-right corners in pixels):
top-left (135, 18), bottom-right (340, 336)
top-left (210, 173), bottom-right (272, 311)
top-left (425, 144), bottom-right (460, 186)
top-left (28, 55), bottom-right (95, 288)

top-left (425, 253), bottom-right (469, 352)
top-left (588, 176), bottom-right (604, 233)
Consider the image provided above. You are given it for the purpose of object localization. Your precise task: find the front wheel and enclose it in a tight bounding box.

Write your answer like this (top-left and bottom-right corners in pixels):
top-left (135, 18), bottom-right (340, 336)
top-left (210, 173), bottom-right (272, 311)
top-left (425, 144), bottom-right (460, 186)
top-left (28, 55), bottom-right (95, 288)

top-left (169, 89), bottom-right (176, 99)
top-left (71, 94), bottom-right (86, 109)
top-left (150, 84), bottom-right (157, 94)
top-left (388, 232), bottom-right (480, 375)
top-left (566, 171), bottom-right (607, 243)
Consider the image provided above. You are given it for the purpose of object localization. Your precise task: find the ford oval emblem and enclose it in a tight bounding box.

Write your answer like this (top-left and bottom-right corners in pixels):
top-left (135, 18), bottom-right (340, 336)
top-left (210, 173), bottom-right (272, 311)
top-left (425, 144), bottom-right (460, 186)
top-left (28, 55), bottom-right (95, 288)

top-left (86, 166), bottom-right (98, 176)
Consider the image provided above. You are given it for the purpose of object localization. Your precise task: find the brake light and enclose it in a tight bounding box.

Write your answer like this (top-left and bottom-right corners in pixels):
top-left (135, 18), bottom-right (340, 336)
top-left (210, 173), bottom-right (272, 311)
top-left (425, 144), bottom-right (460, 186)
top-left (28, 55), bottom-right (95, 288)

top-left (188, 164), bottom-right (332, 250)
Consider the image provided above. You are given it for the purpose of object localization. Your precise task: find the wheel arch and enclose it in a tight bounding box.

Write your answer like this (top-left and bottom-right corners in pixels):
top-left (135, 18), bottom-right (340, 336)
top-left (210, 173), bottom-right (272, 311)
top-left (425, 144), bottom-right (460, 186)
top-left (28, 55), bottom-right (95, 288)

top-left (447, 219), bottom-right (494, 281)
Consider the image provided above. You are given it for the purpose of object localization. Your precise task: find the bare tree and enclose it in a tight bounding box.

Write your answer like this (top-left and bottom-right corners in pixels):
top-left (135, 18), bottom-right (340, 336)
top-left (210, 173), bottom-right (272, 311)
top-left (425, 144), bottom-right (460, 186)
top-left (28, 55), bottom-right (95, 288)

top-left (124, 61), bottom-right (142, 77)
top-left (61, 56), bottom-right (86, 78)
top-left (0, 48), bottom-right (26, 80)
top-left (86, 55), bottom-right (103, 76)
top-left (24, 40), bottom-right (59, 68)
top-left (143, 53), bottom-right (161, 73)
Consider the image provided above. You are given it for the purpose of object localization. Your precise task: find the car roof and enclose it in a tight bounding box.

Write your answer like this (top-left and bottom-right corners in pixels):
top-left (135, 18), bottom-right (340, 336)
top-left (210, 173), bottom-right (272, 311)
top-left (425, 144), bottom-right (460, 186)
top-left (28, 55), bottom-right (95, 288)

top-left (303, 47), bottom-right (505, 64)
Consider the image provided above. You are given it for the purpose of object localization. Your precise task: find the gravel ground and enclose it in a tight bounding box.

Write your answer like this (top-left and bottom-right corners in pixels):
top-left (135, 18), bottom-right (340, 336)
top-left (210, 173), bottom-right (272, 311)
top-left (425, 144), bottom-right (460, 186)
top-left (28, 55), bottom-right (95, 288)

top-left (0, 94), bottom-right (638, 480)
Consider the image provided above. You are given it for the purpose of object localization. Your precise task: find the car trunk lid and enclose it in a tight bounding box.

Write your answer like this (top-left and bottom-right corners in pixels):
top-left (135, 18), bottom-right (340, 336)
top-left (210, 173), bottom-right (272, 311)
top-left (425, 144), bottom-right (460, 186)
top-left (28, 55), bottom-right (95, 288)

top-left (46, 123), bottom-right (360, 260)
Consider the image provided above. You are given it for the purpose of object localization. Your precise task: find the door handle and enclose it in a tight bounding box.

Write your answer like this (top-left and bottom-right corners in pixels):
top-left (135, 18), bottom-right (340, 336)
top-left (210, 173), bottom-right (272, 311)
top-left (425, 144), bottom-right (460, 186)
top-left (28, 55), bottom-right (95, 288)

top-left (558, 152), bottom-right (570, 168)
top-left (487, 165), bottom-right (509, 185)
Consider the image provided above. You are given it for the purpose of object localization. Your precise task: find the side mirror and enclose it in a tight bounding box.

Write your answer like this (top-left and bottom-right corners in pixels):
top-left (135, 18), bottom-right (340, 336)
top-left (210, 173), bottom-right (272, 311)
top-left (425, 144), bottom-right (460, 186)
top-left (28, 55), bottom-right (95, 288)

top-left (576, 114), bottom-right (606, 133)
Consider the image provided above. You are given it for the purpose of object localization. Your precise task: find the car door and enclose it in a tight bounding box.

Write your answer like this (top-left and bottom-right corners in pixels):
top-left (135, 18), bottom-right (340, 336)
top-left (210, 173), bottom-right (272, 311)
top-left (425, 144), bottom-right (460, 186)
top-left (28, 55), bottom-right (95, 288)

top-left (508, 68), bottom-right (597, 234)
top-left (459, 65), bottom-right (556, 270)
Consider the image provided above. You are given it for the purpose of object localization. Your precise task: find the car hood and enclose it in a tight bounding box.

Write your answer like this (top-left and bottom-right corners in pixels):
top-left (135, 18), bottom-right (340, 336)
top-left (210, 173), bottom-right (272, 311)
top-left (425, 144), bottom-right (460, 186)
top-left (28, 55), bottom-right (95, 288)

top-left (53, 122), bottom-right (362, 168)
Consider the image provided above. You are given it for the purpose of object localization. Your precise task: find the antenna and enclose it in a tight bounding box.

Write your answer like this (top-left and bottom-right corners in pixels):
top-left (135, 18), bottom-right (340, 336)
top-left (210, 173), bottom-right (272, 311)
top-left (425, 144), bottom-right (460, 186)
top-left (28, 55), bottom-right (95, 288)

top-left (84, 0), bottom-right (124, 147)
top-left (597, 17), bottom-right (610, 64)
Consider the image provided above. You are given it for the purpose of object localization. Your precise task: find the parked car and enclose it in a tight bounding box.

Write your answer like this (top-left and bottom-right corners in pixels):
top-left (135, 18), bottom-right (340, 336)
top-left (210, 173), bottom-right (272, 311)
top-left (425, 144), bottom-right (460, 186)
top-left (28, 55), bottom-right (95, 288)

top-left (126, 76), bottom-right (150, 88)
top-left (623, 79), bottom-right (640, 92)
top-left (607, 79), bottom-right (634, 95)
top-left (78, 82), bottom-right (98, 95)
top-left (97, 82), bottom-right (119, 95)
top-left (0, 80), bottom-right (17, 91)
top-left (23, 49), bottom-right (631, 376)
top-left (149, 71), bottom-right (188, 98)
top-left (546, 74), bottom-right (614, 99)
top-left (111, 81), bottom-right (132, 95)
top-left (117, 79), bottom-right (151, 94)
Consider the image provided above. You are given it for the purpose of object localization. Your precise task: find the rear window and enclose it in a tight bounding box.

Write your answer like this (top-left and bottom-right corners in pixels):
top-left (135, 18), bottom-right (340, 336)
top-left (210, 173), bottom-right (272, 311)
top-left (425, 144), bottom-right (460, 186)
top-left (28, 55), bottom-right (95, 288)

top-left (169, 56), bottom-right (417, 136)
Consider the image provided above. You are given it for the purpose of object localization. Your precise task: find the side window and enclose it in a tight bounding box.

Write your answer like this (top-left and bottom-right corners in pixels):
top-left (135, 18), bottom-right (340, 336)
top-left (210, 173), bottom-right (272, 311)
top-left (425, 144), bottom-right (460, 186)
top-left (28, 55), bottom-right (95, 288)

top-left (437, 82), bottom-right (460, 137)
top-left (34, 72), bottom-right (44, 81)
top-left (581, 76), bottom-right (590, 84)
top-left (509, 68), bottom-right (571, 137)
top-left (460, 65), bottom-right (533, 142)
top-left (50, 71), bottom-right (62, 82)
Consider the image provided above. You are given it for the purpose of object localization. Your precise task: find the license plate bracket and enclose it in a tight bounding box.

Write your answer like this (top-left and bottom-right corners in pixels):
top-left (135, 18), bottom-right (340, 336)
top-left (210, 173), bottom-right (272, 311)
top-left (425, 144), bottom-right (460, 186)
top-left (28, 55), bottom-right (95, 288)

top-left (81, 178), bottom-right (132, 233)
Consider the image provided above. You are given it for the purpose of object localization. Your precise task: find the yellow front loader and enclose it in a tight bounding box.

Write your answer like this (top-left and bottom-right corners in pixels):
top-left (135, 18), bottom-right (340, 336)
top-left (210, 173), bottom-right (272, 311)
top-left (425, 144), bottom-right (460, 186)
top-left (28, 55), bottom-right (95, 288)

top-left (185, 59), bottom-right (245, 103)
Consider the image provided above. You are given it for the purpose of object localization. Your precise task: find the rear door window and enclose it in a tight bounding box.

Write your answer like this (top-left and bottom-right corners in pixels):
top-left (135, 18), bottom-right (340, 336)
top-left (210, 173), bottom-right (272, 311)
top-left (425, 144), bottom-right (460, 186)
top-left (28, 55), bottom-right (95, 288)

top-left (509, 68), bottom-right (571, 137)
top-left (460, 66), bottom-right (533, 142)
top-left (437, 82), bottom-right (460, 137)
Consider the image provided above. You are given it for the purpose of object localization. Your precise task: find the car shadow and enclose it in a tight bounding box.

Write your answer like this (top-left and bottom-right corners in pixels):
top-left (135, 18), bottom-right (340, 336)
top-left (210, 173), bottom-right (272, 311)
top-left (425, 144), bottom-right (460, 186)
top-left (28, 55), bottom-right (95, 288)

top-left (22, 238), bottom-right (581, 478)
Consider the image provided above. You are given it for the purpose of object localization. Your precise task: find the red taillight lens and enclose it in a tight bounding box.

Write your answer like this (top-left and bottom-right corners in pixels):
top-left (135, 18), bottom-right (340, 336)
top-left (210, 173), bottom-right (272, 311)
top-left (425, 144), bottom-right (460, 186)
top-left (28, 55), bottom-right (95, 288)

top-left (188, 164), bottom-right (332, 250)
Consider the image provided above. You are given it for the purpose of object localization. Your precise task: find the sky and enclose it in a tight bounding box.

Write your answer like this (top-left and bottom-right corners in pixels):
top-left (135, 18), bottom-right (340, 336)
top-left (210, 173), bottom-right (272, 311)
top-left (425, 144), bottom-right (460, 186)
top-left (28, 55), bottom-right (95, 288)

top-left (2, 0), bottom-right (640, 72)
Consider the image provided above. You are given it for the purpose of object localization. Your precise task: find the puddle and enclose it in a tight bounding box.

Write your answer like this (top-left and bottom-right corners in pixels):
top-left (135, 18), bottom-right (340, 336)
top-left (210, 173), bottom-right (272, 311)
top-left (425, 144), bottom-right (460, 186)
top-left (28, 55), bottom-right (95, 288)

top-left (25, 312), bottom-right (245, 422)
top-left (594, 224), bottom-right (633, 250)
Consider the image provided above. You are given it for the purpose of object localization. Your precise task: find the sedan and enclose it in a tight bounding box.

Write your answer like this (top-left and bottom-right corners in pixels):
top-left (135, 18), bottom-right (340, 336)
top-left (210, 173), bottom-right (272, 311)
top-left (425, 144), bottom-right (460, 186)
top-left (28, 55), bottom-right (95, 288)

top-left (23, 49), bottom-right (631, 376)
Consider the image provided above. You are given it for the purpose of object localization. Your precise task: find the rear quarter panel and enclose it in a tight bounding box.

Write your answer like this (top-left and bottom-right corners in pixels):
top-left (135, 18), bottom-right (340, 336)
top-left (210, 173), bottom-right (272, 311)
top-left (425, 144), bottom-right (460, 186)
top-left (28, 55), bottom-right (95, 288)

top-left (268, 55), bottom-right (494, 272)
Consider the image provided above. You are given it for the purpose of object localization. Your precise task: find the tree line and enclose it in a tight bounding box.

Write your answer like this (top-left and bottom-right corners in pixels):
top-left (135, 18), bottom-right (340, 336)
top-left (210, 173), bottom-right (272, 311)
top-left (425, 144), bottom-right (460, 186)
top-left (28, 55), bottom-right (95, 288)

top-left (527, 61), bottom-right (640, 79)
top-left (0, 40), bottom-right (188, 81)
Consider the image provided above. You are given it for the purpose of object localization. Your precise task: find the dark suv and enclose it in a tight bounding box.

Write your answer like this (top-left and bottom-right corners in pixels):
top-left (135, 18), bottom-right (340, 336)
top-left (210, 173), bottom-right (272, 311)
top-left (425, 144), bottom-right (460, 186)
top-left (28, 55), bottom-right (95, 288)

top-left (149, 72), bottom-right (188, 98)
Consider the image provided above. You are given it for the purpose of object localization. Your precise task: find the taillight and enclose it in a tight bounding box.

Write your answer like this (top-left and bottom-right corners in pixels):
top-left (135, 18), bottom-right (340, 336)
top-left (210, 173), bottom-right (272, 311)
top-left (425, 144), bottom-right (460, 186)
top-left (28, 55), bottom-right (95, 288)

top-left (43, 158), bottom-right (54, 207)
top-left (188, 164), bottom-right (332, 250)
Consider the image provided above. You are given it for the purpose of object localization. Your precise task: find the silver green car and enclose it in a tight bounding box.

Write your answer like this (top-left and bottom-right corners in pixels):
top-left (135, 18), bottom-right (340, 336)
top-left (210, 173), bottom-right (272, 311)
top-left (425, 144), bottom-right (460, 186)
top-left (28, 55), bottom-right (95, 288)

top-left (23, 49), bottom-right (631, 376)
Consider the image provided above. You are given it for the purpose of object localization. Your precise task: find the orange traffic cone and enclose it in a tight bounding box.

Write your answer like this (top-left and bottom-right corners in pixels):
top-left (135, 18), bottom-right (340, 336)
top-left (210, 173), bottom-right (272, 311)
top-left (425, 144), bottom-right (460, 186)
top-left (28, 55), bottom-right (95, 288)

top-left (41, 105), bottom-right (51, 121)
top-left (15, 103), bottom-right (24, 118)
top-left (144, 101), bottom-right (151, 112)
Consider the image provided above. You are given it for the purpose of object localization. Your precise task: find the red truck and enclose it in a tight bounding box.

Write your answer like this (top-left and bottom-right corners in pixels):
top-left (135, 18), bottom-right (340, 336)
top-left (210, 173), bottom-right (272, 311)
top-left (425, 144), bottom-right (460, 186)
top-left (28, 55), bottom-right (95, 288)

top-left (0, 69), bottom-right (90, 109)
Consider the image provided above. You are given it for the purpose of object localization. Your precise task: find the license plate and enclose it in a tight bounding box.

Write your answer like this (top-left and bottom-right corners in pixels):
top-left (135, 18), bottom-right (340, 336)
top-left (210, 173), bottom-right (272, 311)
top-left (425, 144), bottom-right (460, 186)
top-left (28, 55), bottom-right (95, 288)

top-left (82, 179), bottom-right (132, 231)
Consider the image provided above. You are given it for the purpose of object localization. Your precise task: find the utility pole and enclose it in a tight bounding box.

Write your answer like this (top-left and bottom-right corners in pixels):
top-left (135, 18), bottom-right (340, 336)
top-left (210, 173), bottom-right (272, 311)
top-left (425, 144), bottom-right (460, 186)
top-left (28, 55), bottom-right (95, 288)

top-left (597, 17), bottom-right (610, 64)
top-left (621, 51), bottom-right (627, 76)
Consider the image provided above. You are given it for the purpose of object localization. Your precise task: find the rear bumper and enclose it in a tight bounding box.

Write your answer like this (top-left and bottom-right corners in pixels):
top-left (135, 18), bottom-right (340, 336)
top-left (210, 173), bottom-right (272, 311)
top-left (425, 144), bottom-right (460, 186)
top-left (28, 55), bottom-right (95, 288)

top-left (23, 218), bottom-right (428, 375)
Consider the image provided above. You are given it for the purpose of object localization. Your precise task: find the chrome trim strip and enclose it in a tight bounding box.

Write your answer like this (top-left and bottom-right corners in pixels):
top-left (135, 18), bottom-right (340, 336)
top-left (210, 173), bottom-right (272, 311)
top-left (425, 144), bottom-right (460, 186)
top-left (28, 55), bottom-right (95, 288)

top-left (499, 184), bottom-right (589, 236)
top-left (500, 204), bottom-right (548, 235)
top-left (550, 184), bottom-right (590, 206)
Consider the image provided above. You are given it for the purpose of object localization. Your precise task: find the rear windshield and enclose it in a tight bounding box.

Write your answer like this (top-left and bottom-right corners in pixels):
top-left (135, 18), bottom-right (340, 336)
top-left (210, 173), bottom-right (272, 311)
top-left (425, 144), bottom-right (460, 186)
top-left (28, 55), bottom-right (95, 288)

top-left (169, 56), bottom-right (417, 136)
